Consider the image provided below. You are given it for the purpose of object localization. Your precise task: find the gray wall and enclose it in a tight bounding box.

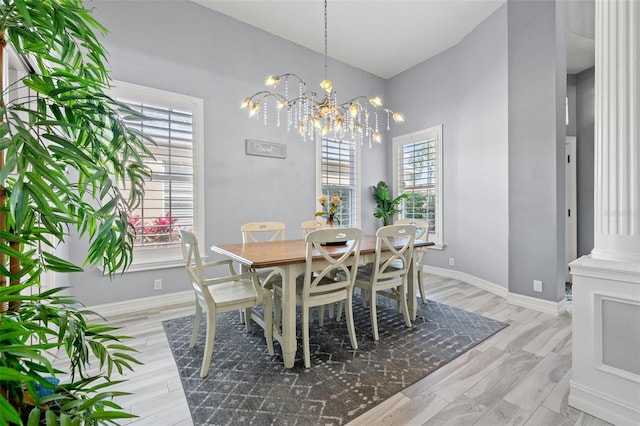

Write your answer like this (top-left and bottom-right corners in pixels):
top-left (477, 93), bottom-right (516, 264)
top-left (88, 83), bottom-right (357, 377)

top-left (65, 0), bottom-right (577, 306)
top-left (576, 67), bottom-right (595, 257)
top-left (69, 0), bottom-right (388, 305)
top-left (507, 0), bottom-right (567, 302)
top-left (567, 74), bottom-right (577, 137)
top-left (386, 4), bottom-right (510, 289)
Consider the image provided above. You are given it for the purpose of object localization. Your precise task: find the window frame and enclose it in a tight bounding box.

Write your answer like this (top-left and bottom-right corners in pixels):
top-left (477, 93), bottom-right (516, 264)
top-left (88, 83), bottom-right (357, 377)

top-left (316, 137), bottom-right (361, 228)
top-left (392, 125), bottom-right (444, 248)
top-left (109, 81), bottom-right (205, 271)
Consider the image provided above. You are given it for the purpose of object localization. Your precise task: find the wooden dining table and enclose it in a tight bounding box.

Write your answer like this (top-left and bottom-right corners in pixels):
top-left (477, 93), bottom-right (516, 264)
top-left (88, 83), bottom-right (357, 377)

top-left (211, 235), bottom-right (434, 368)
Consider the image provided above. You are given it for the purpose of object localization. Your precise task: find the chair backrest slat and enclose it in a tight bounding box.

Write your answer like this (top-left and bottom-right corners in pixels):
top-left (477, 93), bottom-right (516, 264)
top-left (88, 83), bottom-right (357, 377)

top-left (395, 219), bottom-right (430, 241)
top-left (301, 219), bottom-right (326, 237)
top-left (178, 230), bottom-right (208, 296)
top-left (241, 221), bottom-right (286, 243)
top-left (374, 224), bottom-right (416, 281)
top-left (303, 227), bottom-right (362, 297)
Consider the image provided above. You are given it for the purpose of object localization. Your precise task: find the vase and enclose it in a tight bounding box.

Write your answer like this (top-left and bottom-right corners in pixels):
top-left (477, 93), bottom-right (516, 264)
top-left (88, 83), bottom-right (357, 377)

top-left (326, 216), bottom-right (335, 228)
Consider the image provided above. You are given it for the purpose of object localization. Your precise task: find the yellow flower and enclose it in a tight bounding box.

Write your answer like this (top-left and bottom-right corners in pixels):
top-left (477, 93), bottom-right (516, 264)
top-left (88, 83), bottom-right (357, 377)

top-left (318, 195), bottom-right (328, 204)
top-left (331, 195), bottom-right (342, 205)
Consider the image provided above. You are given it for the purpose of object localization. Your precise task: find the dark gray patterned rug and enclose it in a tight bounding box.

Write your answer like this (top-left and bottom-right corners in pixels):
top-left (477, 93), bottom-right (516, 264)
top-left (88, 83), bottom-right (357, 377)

top-left (163, 296), bottom-right (508, 425)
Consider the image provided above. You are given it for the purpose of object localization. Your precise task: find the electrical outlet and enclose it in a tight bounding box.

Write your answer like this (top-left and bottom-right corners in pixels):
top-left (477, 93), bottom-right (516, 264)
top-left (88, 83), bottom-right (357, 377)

top-left (154, 279), bottom-right (162, 290)
top-left (449, 258), bottom-right (455, 266)
top-left (533, 280), bottom-right (543, 292)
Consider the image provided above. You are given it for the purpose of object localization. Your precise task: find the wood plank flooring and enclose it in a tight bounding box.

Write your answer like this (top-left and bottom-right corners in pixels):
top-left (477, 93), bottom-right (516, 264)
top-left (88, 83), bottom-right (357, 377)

top-left (87, 275), bottom-right (613, 426)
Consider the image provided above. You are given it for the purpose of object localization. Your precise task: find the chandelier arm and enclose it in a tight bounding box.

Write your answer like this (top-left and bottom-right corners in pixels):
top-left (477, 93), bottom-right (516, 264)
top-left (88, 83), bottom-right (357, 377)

top-left (248, 91), bottom-right (289, 103)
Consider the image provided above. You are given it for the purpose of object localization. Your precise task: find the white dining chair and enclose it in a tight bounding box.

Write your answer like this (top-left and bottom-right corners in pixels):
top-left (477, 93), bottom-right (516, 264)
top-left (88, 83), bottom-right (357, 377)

top-left (273, 227), bottom-right (362, 368)
top-left (353, 224), bottom-right (416, 341)
top-left (241, 221), bottom-right (286, 243)
top-left (395, 219), bottom-right (431, 304)
top-left (301, 219), bottom-right (326, 237)
top-left (238, 221), bottom-right (286, 326)
top-left (178, 230), bottom-right (274, 378)
top-left (240, 221), bottom-right (286, 287)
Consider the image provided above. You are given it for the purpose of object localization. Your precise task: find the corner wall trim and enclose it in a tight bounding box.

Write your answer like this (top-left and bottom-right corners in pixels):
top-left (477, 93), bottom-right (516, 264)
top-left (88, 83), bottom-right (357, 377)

top-left (423, 266), bottom-right (567, 316)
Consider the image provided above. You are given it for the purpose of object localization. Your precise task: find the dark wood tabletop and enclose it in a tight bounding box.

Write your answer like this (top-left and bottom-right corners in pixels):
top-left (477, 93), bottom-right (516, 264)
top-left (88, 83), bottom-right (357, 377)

top-left (211, 235), bottom-right (434, 269)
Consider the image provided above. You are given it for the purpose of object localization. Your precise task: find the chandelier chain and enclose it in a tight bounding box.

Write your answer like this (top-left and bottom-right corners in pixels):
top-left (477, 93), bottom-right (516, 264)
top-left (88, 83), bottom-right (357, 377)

top-left (324, 0), bottom-right (328, 81)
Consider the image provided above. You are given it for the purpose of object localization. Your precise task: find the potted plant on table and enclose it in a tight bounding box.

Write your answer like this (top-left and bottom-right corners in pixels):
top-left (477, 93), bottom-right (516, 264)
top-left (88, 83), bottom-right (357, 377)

top-left (0, 1), bottom-right (152, 424)
top-left (371, 181), bottom-right (409, 226)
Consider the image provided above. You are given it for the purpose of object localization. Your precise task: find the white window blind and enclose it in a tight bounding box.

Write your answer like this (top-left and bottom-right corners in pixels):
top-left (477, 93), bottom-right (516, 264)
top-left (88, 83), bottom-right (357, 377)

top-left (393, 126), bottom-right (443, 247)
top-left (119, 100), bottom-right (194, 249)
top-left (320, 138), bottom-right (358, 226)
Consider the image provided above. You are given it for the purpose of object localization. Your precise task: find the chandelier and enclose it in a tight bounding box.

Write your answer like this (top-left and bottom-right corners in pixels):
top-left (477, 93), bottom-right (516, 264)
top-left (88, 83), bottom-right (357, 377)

top-left (240, 0), bottom-right (404, 146)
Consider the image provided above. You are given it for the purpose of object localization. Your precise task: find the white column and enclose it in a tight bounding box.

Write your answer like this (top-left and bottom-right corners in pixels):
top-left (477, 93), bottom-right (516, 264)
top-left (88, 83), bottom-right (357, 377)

top-left (590, 0), bottom-right (640, 262)
top-left (569, 1), bottom-right (640, 425)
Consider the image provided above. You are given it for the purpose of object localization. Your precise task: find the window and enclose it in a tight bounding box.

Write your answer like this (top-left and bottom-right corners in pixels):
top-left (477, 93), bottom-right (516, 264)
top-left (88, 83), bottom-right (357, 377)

top-left (393, 125), bottom-right (443, 248)
top-left (110, 81), bottom-right (204, 271)
top-left (318, 138), bottom-right (360, 227)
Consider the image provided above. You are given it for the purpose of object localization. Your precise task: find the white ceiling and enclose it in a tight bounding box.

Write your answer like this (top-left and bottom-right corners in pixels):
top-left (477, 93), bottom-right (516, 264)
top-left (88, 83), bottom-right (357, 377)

top-left (193, 0), bottom-right (594, 79)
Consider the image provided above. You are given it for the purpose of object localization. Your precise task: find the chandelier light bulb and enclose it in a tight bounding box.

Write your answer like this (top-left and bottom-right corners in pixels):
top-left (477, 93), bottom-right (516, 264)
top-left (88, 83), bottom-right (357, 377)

top-left (368, 97), bottom-right (382, 107)
top-left (265, 75), bottom-right (280, 87)
top-left (277, 100), bottom-right (287, 110)
top-left (249, 102), bottom-right (261, 117)
top-left (240, 98), bottom-right (252, 109)
top-left (393, 112), bottom-right (405, 122)
top-left (373, 131), bottom-right (382, 142)
top-left (320, 79), bottom-right (333, 93)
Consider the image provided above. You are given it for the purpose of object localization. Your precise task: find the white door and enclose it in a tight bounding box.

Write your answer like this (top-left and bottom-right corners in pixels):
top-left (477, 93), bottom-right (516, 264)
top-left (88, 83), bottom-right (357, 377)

top-left (565, 137), bottom-right (577, 282)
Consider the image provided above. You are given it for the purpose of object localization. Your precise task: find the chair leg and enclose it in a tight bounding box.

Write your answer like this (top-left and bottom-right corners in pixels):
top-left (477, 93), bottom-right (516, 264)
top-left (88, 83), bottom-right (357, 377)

top-left (274, 289), bottom-right (282, 332)
top-left (318, 305), bottom-right (325, 327)
top-left (345, 292), bottom-right (358, 350)
top-left (264, 291), bottom-right (275, 356)
top-left (244, 308), bottom-right (252, 332)
top-left (302, 306), bottom-right (311, 368)
top-left (369, 289), bottom-right (379, 341)
top-left (361, 289), bottom-right (369, 307)
top-left (336, 301), bottom-right (344, 321)
top-left (190, 299), bottom-right (202, 348)
top-left (418, 267), bottom-right (427, 304)
top-left (399, 284), bottom-right (412, 329)
top-left (239, 308), bottom-right (245, 324)
top-left (201, 311), bottom-right (216, 378)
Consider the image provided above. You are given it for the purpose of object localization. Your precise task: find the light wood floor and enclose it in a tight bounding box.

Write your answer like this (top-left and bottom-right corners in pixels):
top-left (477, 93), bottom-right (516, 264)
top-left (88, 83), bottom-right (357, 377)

top-left (91, 275), bottom-right (613, 426)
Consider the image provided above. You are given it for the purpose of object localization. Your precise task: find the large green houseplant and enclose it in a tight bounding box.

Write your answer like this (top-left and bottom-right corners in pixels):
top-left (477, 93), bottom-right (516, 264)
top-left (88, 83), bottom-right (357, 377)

top-left (371, 181), bottom-right (409, 226)
top-left (0, 1), bottom-right (152, 424)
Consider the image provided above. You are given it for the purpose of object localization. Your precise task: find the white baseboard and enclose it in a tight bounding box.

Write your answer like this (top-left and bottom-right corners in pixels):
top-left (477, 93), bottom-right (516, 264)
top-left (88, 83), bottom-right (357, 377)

top-left (507, 291), bottom-right (567, 316)
top-left (423, 265), bottom-right (567, 316)
top-left (569, 380), bottom-right (640, 426)
top-left (423, 265), bottom-right (508, 297)
top-left (86, 290), bottom-right (193, 317)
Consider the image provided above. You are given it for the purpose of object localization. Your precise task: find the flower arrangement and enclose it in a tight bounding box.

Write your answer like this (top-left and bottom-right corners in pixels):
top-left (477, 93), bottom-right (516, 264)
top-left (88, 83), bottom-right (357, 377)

top-left (128, 212), bottom-right (180, 244)
top-left (315, 194), bottom-right (342, 226)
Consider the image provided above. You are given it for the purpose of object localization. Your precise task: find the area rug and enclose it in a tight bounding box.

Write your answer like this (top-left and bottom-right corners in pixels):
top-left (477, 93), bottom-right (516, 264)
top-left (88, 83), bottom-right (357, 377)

top-left (163, 296), bottom-right (508, 426)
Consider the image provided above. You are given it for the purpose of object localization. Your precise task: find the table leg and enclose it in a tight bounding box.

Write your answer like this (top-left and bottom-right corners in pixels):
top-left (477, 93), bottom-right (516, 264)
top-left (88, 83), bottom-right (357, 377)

top-left (281, 266), bottom-right (297, 368)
